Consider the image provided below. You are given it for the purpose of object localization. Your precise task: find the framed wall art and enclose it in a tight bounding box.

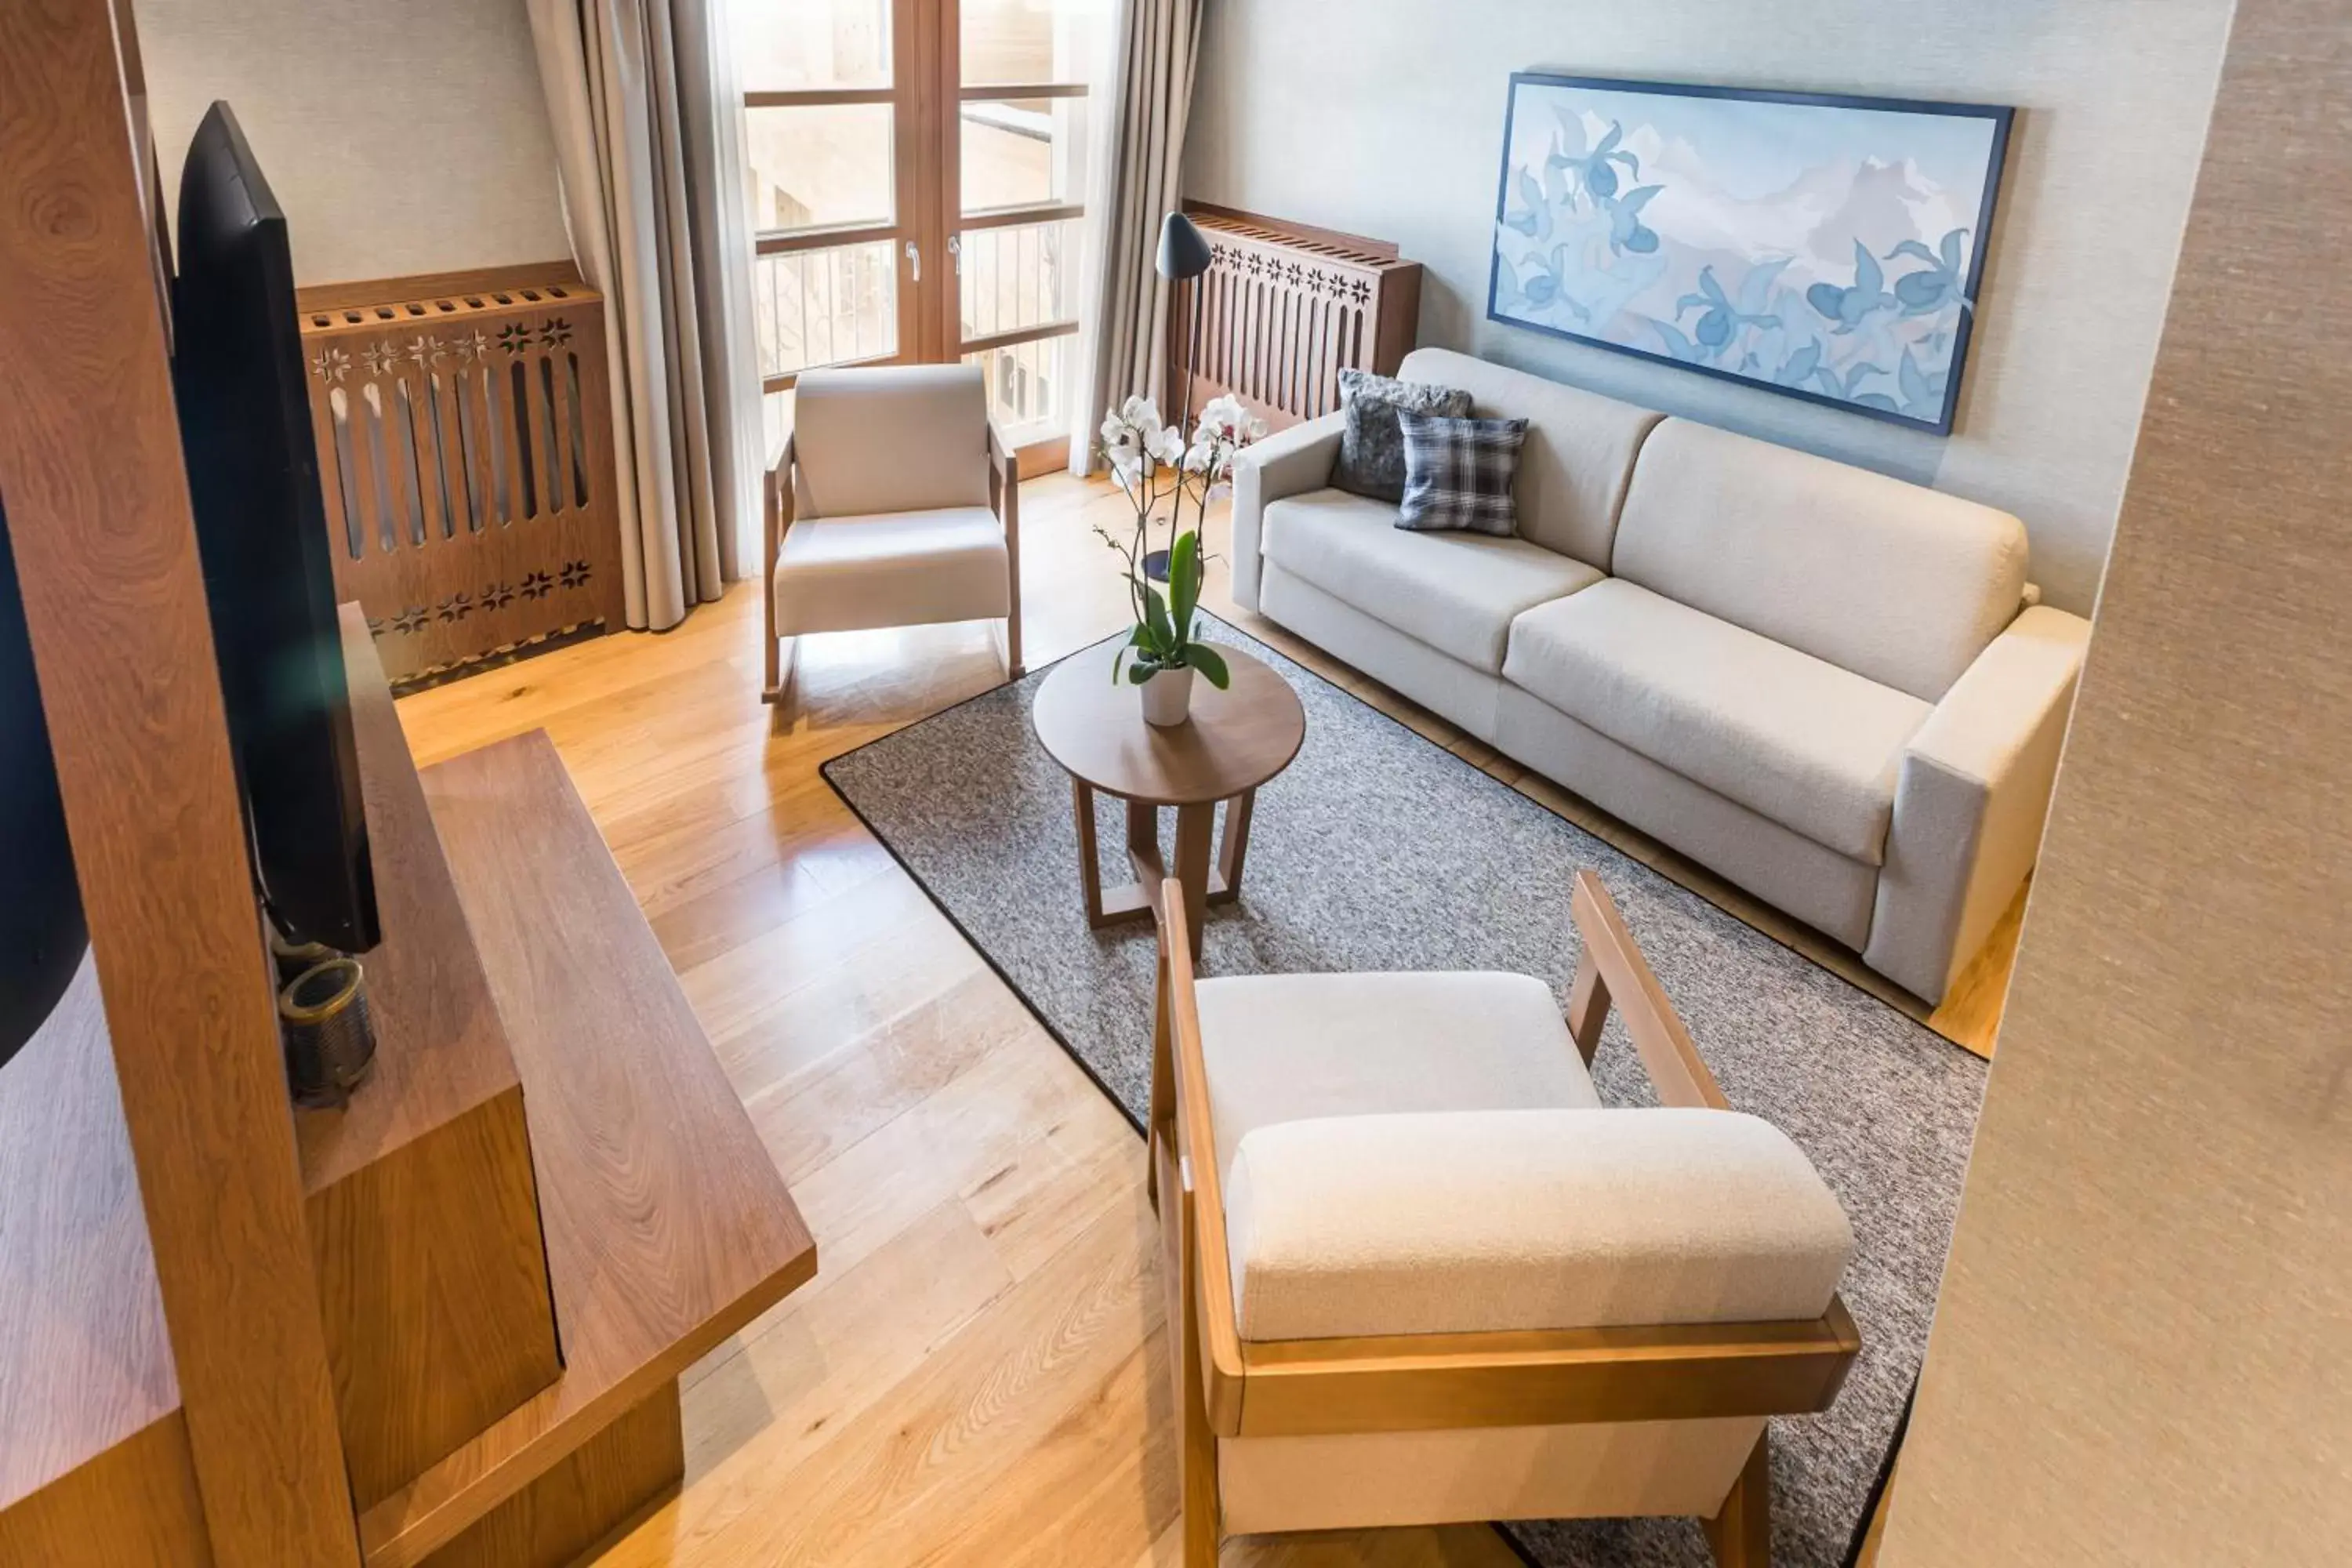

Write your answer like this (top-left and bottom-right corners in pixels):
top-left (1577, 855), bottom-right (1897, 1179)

top-left (1488, 73), bottom-right (2013, 434)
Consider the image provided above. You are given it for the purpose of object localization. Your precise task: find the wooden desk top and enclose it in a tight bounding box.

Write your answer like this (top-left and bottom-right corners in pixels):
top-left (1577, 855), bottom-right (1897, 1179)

top-left (365, 729), bottom-right (815, 1566)
top-left (1030, 644), bottom-right (1305, 806)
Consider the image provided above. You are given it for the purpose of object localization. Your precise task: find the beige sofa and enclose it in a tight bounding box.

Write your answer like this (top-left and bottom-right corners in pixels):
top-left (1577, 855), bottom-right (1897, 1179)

top-left (1229, 347), bottom-right (2091, 1003)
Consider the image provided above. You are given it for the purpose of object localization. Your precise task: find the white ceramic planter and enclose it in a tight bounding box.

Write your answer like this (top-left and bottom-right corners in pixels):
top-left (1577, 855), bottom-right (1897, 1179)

top-left (1139, 664), bottom-right (1195, 727)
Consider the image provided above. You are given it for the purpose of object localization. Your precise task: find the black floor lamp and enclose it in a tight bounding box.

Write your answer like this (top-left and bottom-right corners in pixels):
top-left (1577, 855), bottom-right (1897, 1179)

top-left (1144, 210), bottom-right (1213, 583)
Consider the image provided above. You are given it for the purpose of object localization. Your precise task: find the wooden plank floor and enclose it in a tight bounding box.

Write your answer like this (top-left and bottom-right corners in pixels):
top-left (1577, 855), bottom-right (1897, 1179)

top-left (394, 474), bottom-right (2008, 1566)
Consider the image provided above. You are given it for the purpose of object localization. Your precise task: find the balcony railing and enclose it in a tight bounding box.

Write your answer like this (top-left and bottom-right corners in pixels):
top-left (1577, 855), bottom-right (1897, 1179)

top-left (753, 238), bottom-right (898, 387)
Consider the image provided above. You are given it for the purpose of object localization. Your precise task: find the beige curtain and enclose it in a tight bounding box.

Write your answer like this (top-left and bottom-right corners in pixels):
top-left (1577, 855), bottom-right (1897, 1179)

top-left (526, 0), bottom-right (764, 630)
top-left (1076, 0), bottom-right (1206, 467)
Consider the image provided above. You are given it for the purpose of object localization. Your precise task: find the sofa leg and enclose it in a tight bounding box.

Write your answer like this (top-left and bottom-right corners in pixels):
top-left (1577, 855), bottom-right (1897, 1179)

top-left (1703, 1428), bottom-right (1772, 1567)
top-left (761, 634), bottom-right (797, 708)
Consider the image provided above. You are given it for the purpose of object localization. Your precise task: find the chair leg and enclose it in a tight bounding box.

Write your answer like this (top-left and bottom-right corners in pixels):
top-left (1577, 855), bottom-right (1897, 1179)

top-left (1703, 1428), bottom-right (1773, 1568)
top-left (1171, 1188), bottom-right (1221, 1568)
top-left (761, 633), bottom-right (797, 708)
top-left (1004, 613), bottom-right (1023, 681)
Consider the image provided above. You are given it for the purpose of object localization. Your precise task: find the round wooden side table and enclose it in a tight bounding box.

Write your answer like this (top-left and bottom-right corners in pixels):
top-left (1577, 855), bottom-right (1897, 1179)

top-left (1030, 644), bottom-right (1305, 959)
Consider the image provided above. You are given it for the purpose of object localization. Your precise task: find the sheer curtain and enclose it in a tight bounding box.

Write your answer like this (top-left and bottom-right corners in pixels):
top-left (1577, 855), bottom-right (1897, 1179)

top-left (1072, 0), bottom-right (1205, 472)
top-left (525, 0), bottom-right (766, 630)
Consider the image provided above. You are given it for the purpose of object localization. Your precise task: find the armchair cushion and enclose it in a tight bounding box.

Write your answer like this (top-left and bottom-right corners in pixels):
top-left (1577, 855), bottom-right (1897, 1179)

top-left (1222, 1107), bottom-right (1855, 1341)
top-left (1193, 971), bottom-right (1599, 1188)
top-left (791, 364), bottom-right (992, 519)
top-left (771, 507), bottom-right (1010, 636)
top-left (1261, 490), bottom-right (1601, 673)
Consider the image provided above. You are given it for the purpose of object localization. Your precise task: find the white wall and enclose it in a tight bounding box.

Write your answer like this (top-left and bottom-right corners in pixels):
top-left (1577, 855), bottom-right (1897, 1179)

top-left (139, 0), bottom-right (572, 287)
top-left (1184, 1), bottom-right (2234, 613)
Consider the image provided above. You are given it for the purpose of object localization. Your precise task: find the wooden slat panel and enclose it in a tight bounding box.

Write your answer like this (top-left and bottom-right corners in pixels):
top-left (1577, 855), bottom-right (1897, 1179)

top-left (1173, 210), bottom-right (1425, 431)
top-left (302, 286), bottom-right (620, 684)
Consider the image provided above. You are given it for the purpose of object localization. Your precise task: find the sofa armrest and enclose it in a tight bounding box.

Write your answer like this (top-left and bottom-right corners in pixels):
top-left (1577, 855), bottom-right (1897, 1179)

top-left (1223, 1108), bottom-right (1854, 1343)
top-left (1864, 605), bottom-right (2092, 1001)
top-left (1227, 409), bottom-right (1344, 611)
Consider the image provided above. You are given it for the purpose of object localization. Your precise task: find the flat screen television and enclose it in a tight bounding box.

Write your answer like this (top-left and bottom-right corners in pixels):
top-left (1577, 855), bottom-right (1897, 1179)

top-left (173, 101), bottom-right (379, 954)
top-left (0, 495), bottom-right (89, 1073)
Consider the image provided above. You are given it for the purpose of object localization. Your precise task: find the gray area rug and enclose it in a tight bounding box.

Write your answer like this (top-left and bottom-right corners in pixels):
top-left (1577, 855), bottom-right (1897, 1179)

top-left (822, 616), bottom-right (1984, 1568)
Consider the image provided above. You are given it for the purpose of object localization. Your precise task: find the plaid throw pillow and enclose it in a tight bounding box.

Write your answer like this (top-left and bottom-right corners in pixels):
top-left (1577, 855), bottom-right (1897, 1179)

top-left (1395, 411), bottom-right (1529, 536)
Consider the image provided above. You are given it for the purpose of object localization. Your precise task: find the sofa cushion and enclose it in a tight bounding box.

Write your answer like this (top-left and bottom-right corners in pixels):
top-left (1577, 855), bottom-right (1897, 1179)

top-left (1396, 347), bottom-right (1662, 567)
top-left (1612, 418), bottom-right (2028, 702)
top-left (1221, 1108), bottom-right (1856, 1342)
top-left (1504, 580), bottom-right (1930, 862)
top-left (772, 506), bottom-right (1009, 636)
top-left (1261, 488), bottom-right (1600, 673)
top-left (1193, 970), bottom-right (1600, 1187)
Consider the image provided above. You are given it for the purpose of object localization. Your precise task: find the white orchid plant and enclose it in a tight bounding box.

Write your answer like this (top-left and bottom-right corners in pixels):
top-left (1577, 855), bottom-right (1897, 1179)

top-left (1094, 393), bottom-right (1267, 690)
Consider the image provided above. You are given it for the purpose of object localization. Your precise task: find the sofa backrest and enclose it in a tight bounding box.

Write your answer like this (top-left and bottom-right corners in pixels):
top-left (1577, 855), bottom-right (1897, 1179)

top-left (1613, 419), bottom-right (2029, 701)
top-left (1397, 347), bottom-right (1660, 569)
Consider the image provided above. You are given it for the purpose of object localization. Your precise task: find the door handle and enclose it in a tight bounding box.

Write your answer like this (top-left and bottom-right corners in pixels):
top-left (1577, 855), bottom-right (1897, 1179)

top-left (904, 240), bottom-right (921, 282)
top-left (948, 234), bottom-right (962, 277)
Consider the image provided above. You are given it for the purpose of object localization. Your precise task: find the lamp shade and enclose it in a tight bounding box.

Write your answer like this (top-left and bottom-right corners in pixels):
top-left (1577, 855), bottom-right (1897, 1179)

top-left (1156, 211), bottom-right (1213, 281)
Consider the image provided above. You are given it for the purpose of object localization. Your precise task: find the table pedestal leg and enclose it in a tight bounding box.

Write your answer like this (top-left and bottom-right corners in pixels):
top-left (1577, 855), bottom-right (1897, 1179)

top-left (1073, 779), bottom-right (1105, 924)
top-left (1171, 802), bottom-right (1214, 959)
top-left (1210, 789), bottom-right (1255, 907)
top-left (1080, 791), bottom-right (1257, 939)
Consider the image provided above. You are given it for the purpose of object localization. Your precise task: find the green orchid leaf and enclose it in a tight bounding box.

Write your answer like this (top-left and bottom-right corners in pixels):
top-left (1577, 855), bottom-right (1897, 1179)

top-left (1167, 529), bottom-right (1200, 636)
top-left (1186, 643), bottom-right (1230, 690)
top-left (1143, 584), bottom-right (1174, 651)
top-left (1126, 660), bottom-right (1158, 685)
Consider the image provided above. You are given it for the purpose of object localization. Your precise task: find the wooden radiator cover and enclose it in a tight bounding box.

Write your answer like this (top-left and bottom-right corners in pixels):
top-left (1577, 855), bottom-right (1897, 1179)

top-left (299, 277), bottom-right (624, 688)
top-left (1171, 206), bottom-right (1424, 432)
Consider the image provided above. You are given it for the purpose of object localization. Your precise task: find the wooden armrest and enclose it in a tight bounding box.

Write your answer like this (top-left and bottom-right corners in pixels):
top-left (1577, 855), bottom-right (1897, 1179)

top-left (1566, 870), bottom-right (1726, 1109)
top-left (986, 419), bottom-right (1022, 676)
top-left (763, 432), bottom-right (795, 582)
top-left (1232, 1297), bottom-right (1862, 1438)
top-left (1152, 878), bottom-right (1250, 1433)
top-left (985, 419), bottom-right (1019, 535)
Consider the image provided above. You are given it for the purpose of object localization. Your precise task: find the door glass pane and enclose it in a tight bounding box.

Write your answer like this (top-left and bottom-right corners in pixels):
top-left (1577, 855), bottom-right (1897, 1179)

top-left (960, 97), bottom-right (1087, 214)
top-left (964, 336), bottom-right (1072, 443)
top-left (961, 0), bottom-right (1105, 87)
top-left (756, 241), bottom-right (900, 380)
top-left (747, 105), bottom-right (895, 233)
top-left (959, 219), bottom-right (1077, 341)
top-left (737, 0), bottom-right (892, 90)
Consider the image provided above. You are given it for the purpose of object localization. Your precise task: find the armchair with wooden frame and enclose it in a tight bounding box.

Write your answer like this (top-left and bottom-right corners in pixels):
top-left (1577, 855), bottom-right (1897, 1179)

top-left (762, 363), bottom-right (1022, 706)
top-left (1147, 869), bottom-right (1863, 1565)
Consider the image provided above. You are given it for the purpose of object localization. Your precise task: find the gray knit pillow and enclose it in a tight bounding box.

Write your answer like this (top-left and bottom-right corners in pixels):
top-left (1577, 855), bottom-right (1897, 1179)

top-left (1334, 369), bottom-right (1472, 502)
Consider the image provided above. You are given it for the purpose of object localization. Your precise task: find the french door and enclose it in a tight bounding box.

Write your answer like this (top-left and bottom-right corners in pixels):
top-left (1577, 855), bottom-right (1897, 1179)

top-left (737, 0), bottom-right (1098, 464)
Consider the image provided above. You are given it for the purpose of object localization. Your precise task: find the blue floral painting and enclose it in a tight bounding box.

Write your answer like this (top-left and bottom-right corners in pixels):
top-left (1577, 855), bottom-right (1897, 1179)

top-left (1488, 74), bottom-right (2012, 434)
